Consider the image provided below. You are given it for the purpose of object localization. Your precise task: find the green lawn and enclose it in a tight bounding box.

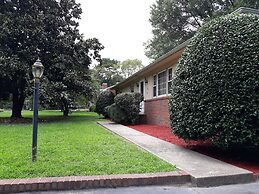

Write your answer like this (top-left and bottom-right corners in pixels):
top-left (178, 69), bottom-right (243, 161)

top-left (0, 111), bottom-right (175, 179)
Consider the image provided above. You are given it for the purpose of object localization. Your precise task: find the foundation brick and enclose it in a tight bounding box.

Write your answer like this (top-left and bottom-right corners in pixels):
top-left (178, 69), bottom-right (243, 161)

top-left (0, 171), bottom-right (190, 193)
top-left (144, 97), bottom-right (170, 127)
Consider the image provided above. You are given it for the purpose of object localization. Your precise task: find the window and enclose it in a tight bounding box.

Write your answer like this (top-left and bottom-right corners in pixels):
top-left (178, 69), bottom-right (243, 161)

top-left (153, 68), bottom-right (174, 97)
top-left (153, 75), bottom-right (157, 97)
top-left (168, 68), bottom-right (173, 93)
top-left (158, 71), bottom-right (167, 96)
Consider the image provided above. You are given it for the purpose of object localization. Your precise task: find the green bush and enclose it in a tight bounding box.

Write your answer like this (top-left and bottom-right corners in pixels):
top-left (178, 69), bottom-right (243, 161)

top-left (106, 92), bottom-right (143, 124)
top-left (169, 13), bottom-right (259, 148)
top-left (95, 90), bottom-right (114, 118)
top-left (107, 103), bottom-right (127, 124)
top-left (132, 92), bottom-right (144, 104)
top-left (115, 92), bottom-right (143, 124)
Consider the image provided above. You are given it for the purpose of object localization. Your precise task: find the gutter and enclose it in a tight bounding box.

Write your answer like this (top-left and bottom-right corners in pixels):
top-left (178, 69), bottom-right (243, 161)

top-left (232, 7), bottom-right (259, 15)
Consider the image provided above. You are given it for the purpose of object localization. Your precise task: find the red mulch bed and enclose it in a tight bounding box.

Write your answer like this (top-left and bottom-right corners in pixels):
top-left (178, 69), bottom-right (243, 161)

top-left (127, 124), bottom-right (259, 174)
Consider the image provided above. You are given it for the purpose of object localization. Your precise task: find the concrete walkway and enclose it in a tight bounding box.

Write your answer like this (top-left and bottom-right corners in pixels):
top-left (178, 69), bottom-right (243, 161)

top-left (98, 121), bottom-right (254, 187)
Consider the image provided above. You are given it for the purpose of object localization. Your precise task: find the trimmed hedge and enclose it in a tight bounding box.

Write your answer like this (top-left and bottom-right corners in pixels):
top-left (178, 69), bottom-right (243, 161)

top-left (169, 13), bottom-right (259, 148)
top-left (107, 92), bottom-right (143, 124)
top-left (106, 104), bottom-right (127, 124)
top-left (95, 90), bottom-right (114, 118)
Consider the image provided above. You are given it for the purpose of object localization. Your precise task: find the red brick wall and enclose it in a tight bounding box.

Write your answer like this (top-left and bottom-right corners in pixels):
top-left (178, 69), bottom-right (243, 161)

top-left (143, 96), bottom-right (170, 127)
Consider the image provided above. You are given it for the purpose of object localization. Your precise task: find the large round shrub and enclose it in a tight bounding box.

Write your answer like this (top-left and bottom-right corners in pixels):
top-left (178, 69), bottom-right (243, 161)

top-left (95, 90), bottom-right (114, 117)
top-left (114, 92), bottom-right (143, 124)
top-left (106, 92), bottom-right (143, 124)
top-left (169, 14), bottom-right (259, 148)
top-left (106, 104), bottom-right (127, 124)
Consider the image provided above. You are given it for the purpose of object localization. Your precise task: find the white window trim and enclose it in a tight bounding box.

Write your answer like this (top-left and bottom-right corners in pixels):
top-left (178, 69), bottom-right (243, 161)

top-left (152, 68), bottom-right (173, 98)
top-left (152, 75), bottom-right (157, 98)
top-left (167, 68), bottom-right (173, 95)
top-left (157, 69), bottom-right (167, 97)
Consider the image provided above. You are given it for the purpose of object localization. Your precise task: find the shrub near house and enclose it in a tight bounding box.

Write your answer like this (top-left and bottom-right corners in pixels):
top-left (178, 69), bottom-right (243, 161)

top-left (169, 14), bottom-right (259, 148)
top-left (107, 92), bottom-right (143, 124)
top-left (96, 90), bottom-right (114, 118)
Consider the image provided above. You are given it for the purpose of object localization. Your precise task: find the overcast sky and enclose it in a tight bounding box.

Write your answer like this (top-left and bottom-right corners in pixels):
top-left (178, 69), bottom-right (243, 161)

top-left (76, 0), bottom-right (156, 66)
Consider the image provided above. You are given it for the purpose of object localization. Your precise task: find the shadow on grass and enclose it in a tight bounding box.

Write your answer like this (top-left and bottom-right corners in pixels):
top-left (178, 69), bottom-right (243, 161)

top-left (0, 111), bottom-right (104, 124)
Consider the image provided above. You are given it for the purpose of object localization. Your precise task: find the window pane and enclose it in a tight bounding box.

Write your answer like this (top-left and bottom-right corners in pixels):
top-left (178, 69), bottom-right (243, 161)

top-left (153, 86), bottom-right (156, 97)
top-left (153, 75), bottom-right (157, 97)
top-left (158, 71), bottom-right (166, 95)
top-left (153, 75), bottom-right (157, 85)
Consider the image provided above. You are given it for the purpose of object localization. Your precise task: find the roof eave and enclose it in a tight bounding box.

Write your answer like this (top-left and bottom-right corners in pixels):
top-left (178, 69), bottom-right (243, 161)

top-left (232, 7), bottom-right (259, 15)
top-left (111, 39), bottom-right (190, 90)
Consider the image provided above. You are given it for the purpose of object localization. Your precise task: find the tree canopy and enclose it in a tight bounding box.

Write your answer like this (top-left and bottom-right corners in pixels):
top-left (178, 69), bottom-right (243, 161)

top-left (0, 0), bottom-right (103, 117)
top-left (93, 58), bottom-right (144, 88)
top-left (145, 0), bottom-right (259, 60)
top-left (94, 58), bottom-right (123, 87)
top-left (119, 59), bottom-right (144, 78)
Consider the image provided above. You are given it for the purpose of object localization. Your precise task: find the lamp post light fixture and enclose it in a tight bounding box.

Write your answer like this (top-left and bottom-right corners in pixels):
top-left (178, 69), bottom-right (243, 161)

top-left (32, 58), bottom-right (44, 162)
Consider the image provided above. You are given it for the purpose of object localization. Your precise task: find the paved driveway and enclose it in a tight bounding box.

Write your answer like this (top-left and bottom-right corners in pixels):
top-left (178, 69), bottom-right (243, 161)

top-left (23, 181), bottom-right (259, 194)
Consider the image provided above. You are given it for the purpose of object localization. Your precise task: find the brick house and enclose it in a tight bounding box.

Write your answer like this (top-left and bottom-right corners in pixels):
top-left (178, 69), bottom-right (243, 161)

top-left (111, 7), bottom-right (259, 126)
top-left (110, 40), bottom-right (189, 127)
top-left (111, 7), bottom-right (258, 127)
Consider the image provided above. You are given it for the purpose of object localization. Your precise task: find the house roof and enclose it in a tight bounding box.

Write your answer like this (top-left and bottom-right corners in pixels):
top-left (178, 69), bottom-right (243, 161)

top-left (232, 7), bottom-right (259, 15)
top-left (111, 39), bottom-right (190, 90)
top-left (110, 7), bottom-right (259, 91)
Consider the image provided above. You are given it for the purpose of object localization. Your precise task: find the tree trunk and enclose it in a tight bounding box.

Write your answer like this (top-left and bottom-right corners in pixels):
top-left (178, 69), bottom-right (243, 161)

top-left (62, 100), bottom-right (69, 117)
top-left (63, 108), bottom-right (69, 117)
top-left (11, 91), bottom-right (25, 118)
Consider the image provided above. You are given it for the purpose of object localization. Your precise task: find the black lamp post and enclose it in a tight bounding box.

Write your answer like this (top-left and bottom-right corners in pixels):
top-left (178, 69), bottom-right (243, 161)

top-left (32, 58), bottom-right (44, 162)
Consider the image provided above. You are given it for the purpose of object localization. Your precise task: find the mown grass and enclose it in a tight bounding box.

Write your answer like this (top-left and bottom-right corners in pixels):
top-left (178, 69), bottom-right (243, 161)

top-left (0, 111), bottom-right (175, 179)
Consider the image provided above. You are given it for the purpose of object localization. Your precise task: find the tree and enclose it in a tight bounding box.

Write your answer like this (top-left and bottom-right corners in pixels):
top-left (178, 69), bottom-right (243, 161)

top-left (232, 0), bottom-right (259, 10)
top-left (145, 0), bottom-right (259, 60)
top-left (93, 58), bottom-right (144, 87)
top-left (119, 59), bottom-right (144, 78)
top-left (95, 90), bottom-right (114, 118)
top-left (0, 77), bottom-right (10, 101)
top-left (40, 38), bottom-right (103, 116)
top-left (169, 13), bottom-right (259, 148)
top-left (94, 58), bottom-right (123, 87)
top-left (0, 0), bottom-right (103, 117)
